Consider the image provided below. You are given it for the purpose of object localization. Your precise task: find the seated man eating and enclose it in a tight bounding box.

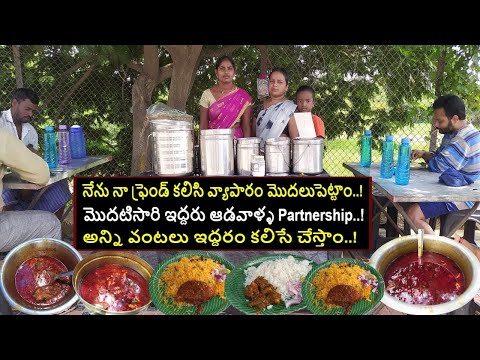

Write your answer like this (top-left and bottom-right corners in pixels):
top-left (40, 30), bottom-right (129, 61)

top-left (406, 94), bottom-right (480, 234)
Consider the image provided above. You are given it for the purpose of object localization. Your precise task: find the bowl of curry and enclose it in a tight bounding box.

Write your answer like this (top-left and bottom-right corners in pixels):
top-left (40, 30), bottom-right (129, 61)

top-left (72, 251), bottom-right (153, 315)
top-left (369, 234), bottom-right (480, 315)
top-left (0, 238), bottom-right (82, 315)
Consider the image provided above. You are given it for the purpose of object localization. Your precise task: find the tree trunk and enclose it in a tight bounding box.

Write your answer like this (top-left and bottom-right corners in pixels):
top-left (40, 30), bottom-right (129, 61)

top-left (166, 45), bottom-right (203, 111)
top-left (12, 45), bottom-right (23, 88)
top-left (131, 74), bottom-right (157, 175)
top-left (429, 46), bottom-right (447, 152)
top-left (258, 45), bottom-right (269, 74)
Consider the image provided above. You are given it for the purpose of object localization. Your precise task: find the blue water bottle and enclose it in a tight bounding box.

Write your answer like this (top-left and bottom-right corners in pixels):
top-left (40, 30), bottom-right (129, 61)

top-left (360, 129), bottom-right (372, 167)
top-left (395, 137), bottom-right (411, 185)
top-left (44, 126), bottom-right (58, 169)
top-left (58, 124), bottom-right (71, 165)
top-left (70, 125), bottom-right (86, 159)
top-left (380, 135), bottom-right (394, 179)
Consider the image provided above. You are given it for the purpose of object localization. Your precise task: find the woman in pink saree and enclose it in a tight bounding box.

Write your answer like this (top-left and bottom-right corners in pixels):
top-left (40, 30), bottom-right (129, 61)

top-left (199, 56), bottom-right (252, 138)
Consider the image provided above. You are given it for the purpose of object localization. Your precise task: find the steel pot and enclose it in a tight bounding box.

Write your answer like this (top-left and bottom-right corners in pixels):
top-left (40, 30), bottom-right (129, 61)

top-left (236, 137), bottom-right (261, 175)
top-left (0, 238), bottom-right (82, 315)
top-left (147, 119), bottom-right (194, 176)
top-left (72, 251), bottom-right (154, 315)
top-left (292, 137), bottom-right (324, 175)
top-left (265, 137), bottom-right (291, 175)
top-left (199, 129), bottom-right (235, 176)
top-left (369, 234), bottom-right (480, 315)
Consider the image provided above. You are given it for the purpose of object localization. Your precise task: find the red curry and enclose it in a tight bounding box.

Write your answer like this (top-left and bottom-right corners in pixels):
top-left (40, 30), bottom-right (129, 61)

top-left (384, 251), bottom-right (465, 305)
top-left (79, 264), bottom-right (149, 312)
top-left (15, 256), bottom-right (70, 306)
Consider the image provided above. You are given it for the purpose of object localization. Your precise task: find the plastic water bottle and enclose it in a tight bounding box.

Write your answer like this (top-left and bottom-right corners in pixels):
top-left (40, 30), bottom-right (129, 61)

top-left (360, 129), bottom-right (372, 167)
top-left (395, 137), bottom-right (411, 185)
top-left (70, 125), bottom-right (86, 159)
top-left (58, 124), bottom-right (71, 165)
top-left (380, 135), bottom-right (394, 179)
top-left (44, 126), bottom-right (58, 169)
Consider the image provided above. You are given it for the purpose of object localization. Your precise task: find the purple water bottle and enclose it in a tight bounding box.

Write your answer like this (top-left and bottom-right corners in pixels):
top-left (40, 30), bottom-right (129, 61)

top-left (58, 124), bottom-right (71, 164)
top-left (70, 125), bottom-right (86, 159)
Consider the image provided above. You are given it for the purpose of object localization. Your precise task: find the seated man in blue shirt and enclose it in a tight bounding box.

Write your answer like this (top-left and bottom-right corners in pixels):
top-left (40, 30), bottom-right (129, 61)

top-left (406, 94), bottom-right (480, 234)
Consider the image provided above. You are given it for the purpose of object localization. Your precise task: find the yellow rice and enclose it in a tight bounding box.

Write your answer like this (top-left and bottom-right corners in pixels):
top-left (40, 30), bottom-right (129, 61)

top-left (160, 256), bottom-right (228, 305)
top-left (312, 263), bottom-right (372, 308)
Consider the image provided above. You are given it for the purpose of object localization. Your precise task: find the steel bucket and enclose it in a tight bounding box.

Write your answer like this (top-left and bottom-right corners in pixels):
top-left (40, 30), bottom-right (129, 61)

top-left (147, 119), bottom-right (194, 176)
top-left (200, 129), bottom-right (235, 176)
top-left (292, 137), bottom-right (323, 175)
top-left (236, 137), bottom-right (261, 175)
top-left (265, 137), bottom-right (291, 175)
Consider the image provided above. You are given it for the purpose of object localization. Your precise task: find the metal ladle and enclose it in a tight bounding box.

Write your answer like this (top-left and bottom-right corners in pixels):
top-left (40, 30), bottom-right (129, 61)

top-left (45, 270), bottom-right (74, 285)
top-left (32, 270), bottom-right (74, 300)
top-left (417, 229), bottom-right (424, 265)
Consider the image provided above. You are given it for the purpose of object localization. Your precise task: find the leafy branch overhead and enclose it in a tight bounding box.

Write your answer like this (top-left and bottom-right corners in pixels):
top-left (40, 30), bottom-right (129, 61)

top-left (4, 45), bottom-right (480, 176)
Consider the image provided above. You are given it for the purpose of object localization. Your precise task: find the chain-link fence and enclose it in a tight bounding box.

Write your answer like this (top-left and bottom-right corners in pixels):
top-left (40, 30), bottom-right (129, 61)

top-left (2, 45), bottom-right (477, 177)
top-left (241, 45), bottom-right (450, 176)
top-left (0, 45), bottom-right (132, 176)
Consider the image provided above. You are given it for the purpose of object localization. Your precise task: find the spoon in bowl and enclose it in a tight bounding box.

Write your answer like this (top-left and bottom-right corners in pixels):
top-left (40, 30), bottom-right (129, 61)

top-left (45, 270), bottom-right (74, 285)
top-left (32, 270), bottom-right (73, 302)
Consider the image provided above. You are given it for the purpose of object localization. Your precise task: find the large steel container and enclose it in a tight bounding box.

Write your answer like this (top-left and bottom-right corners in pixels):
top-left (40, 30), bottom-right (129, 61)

top-left (265, 137), bottom-right (291, 175)
top-left (72, 251), bottom-right (153, 315)
top-left (236, 137), bottom-right (261, 175)
top-left (147, 119), bottom-right (194, 176)
top-left (0, 238), bottom-right (82, 315)
top-left (369, 234), bottom-right (480, 315)
top-left (292, 137), bottom-right (324, 175)
top-left (200, 129), bottom-right (235, 176)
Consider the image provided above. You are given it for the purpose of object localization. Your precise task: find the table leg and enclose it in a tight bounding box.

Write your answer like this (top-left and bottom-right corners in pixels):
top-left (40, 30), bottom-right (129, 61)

top-left (391, 202), bottom-right (418, 234)
top-left (61, 204), bottom-right (73, 223)
top-left (373, 196), bottom-right (404, 236)
top-left (443, 201), bottom-right (480, 238)
top-left (26, 187), bottom-right (49, 210)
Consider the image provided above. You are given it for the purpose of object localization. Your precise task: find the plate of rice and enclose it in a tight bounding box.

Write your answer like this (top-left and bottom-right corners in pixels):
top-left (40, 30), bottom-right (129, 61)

top-left (149, 251), bottom-right (233, 315)
top-left (302, 258), bottom-right (384, 315)
top-left (225, 254), bottom-right (313, 315)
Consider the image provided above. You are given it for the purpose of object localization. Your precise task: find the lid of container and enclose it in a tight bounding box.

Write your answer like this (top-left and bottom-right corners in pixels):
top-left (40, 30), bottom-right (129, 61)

top-left (59, 124), bottom-right (67, 130)
top-left (45, 125), bottom-right (54, 131)
top-left (364, 129), bottom-right (372, 135)
top-left (251, 155), bottom-right (265, 161)
top-left (237, 137), bottom-right (261, 144)
top-left (386, 135), bottom-right (394, 141)
top-left (199, 129), bottom-right (234, 136)
top-left (293, 137), bottom-right (324, 145)
top-left (266, 137), bottom-right (290, 145)
top-left (70, 125), bottom-right (82, 132)
top-left (401, 137), bottom-right (410, 144)
top-left (149, 119), bottom-right (193, 130)
top-left (146, 103), bottom-right (193, 122)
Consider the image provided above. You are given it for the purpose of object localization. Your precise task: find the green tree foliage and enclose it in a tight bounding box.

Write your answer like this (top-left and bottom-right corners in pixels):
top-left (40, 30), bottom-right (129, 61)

top-left (0, 45), bottom-right (138, 175)
top-left (2, 45), bottom-right (480, 175)
top-left (185, 45), bottom-right (480, 151)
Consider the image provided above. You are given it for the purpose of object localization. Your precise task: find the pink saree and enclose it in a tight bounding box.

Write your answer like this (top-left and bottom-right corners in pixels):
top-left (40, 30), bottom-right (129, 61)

top-left (208, 88), bottom-right (252, 138)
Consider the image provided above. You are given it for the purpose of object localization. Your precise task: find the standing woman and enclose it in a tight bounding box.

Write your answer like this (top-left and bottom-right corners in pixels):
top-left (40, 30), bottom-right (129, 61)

top-left (254, 67), bottom-right (297, 143)
top-left (199, 55), bottom-right (252, 138)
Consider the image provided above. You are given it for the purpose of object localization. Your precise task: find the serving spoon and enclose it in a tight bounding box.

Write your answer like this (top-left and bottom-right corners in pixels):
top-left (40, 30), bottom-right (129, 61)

top-left (45, 270), bottom-right (74, 285)
top-left (417, 229), bottom-right (424, 265)
top-left (32, 270), bottom-right (74, 300)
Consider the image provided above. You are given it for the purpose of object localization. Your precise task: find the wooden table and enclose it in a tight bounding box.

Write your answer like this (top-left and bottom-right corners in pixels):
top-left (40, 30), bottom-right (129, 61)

top-left (3, 155), bottom-right (112, 217)
top-left (343, 162), bottom-right (480, 244)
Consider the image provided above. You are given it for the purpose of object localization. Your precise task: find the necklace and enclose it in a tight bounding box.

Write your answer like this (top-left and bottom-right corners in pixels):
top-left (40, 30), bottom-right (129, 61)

top-left (218, 85), bottom-right (235, 95)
